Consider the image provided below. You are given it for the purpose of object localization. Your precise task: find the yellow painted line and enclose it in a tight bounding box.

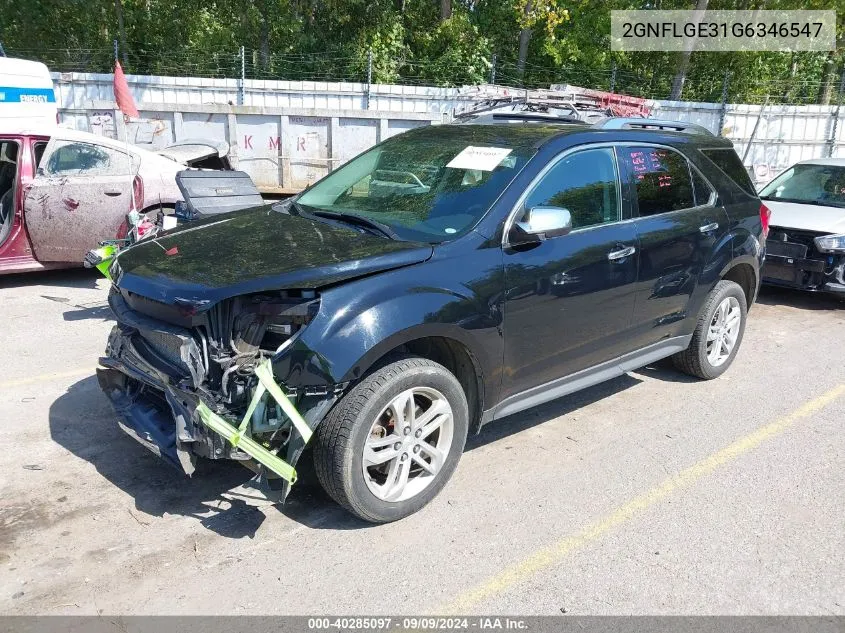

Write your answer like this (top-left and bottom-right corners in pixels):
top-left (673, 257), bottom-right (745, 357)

top-left (0, 367), bottom-right (93, 390)
top-left (444, 383), bottom-right (845, 614)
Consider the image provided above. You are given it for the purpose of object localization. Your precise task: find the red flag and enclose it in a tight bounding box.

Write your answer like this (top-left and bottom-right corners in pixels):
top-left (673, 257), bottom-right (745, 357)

top-left (113, 61), bottom-right (139, 119)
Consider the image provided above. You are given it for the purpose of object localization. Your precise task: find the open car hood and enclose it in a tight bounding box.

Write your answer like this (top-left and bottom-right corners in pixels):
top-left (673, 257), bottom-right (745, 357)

top-left (158, 138), bottom-right (230, 166)
top-left (113, 206), bottom-right (433, 306)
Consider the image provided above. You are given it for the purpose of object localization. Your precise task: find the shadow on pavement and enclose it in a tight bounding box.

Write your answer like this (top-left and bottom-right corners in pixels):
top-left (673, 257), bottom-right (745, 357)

top-left (756, 285), bottom-right (844, 311)
top-left (61, 304), bottom-right (114, 322)
top-left (631, 357), bottom-right (700, 384)
top-left (466, 372), bottom-right (641, 451)
top-left (50, 376), bottom-right (266, 539)
top-left (37, 293), bottom-right (114, 322)
top-left (49, 367), bottom-right (656, 534)
top-left (0, 267), bottom-right (101, 290)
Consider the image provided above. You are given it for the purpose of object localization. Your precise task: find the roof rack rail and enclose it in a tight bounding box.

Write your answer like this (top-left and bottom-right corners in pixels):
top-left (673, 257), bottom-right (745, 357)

top-left (594, 117), bottom-right (713, 135)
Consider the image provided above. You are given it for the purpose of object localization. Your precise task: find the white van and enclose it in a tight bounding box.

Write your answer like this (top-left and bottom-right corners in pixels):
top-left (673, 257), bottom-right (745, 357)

top-left (0, 57), bottom-right (57, 128)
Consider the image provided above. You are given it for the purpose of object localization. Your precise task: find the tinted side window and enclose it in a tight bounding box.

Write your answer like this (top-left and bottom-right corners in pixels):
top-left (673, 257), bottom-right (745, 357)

top-left (524, 147), bottom-right (619, 230)
top-left (621, 146), bottom-right (694, 216)
top-left (691, 167), bottom-right (715, 206)
top-left (701, 148), bottom-right (756, 196)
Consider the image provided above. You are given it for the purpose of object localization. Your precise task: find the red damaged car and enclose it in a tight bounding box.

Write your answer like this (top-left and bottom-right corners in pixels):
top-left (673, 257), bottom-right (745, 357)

top-left (0, 127), bottom-right (230, 275)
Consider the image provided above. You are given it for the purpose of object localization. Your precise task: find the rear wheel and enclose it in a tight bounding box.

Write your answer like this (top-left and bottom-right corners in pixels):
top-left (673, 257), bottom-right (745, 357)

top-left (672, 280), bottom-right (747, 380)
top-left (313, 356), bottom-right (468, 523)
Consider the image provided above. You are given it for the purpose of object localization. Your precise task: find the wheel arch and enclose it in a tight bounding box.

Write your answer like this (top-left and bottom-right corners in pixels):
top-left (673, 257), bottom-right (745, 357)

top-left (720, 258), bottom-right (759, 309)
top-left (352, 329), bottom-right (486, 435)
top-left (140, 202), bottom-right (175, 216)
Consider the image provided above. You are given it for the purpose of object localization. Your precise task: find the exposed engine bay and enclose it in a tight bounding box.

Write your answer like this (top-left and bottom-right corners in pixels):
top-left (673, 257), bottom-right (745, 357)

top-left (98, 286), bottom-right (340, 496)
top-left (200, 290), bottom-right (320, 409)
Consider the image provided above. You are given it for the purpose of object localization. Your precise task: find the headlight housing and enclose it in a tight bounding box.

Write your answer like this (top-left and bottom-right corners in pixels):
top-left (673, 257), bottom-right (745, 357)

top-left (814, 233), bottom-right (845, 254)
top-left (244, 291), bottom-right (320, 353)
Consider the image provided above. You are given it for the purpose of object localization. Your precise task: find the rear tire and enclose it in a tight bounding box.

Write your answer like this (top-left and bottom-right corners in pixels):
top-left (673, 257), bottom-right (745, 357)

top-left (672, 280), bottom-right (747, 380)
top-left (313, 356), bottom-right (468, 523)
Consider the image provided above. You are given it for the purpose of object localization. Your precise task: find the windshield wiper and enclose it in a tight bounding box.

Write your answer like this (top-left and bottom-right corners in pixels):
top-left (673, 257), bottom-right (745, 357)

top-left (307, 209), bottom-right (401, 240)
top-left (271, 198), bottom-right (307, 216)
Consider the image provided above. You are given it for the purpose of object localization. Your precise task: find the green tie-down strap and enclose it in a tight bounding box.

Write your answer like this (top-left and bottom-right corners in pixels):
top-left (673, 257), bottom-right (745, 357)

top-left (85, 244), bottom-right (119, 280)
top-left (194, 359), bottom-right (312, 484)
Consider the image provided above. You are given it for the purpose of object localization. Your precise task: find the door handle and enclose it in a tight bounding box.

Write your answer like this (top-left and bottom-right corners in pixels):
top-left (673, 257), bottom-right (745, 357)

top-left (104, 189), bottom-right (123, 197)
top-left (699, 222), bottom-right (719, 234)
top-left (607, 245), bottom-right (636, 261)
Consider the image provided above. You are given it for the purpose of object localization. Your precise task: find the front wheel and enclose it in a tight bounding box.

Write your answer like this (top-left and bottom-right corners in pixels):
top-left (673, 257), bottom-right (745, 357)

top-left (672, 280), bottom-right (748, 380)
top-left (313, 356), bottom-right (469, 523)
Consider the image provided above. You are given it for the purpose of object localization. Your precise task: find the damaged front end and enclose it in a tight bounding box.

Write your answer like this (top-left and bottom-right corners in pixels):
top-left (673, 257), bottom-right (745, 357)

top-left (763, 227), bottom-right (845, 295)
top-left (98, 287), bottom-right (343, 499)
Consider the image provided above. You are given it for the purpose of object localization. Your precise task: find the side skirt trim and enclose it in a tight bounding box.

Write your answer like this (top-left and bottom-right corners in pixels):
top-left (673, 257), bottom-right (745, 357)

top-left (484, 335), bottom-right (692, 422)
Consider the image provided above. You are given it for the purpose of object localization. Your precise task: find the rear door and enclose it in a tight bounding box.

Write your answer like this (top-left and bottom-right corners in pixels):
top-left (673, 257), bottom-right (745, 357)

top-left (23, 137), bottom-right (137, 262)
top-left (619, 144), bottom-right (730, 348)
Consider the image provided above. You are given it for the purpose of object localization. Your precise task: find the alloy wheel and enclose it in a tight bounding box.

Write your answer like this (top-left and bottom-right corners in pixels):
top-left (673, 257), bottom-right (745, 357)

top-left (706, 296), bottom-right (742, 367)
top-left (362, 387), bottom-right (454, 502)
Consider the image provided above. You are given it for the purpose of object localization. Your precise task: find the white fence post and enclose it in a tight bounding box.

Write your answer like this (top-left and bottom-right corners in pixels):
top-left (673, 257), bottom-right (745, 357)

top-left (717, 70), bottom-right (731, 136)
top-left (238, 46), bottom-right (245, 106)
top-left (827, 73), bottom-right (845, 158)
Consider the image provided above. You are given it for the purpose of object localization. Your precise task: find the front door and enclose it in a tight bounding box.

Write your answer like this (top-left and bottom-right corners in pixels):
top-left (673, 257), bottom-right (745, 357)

top-left (617, 145), bottom-right (730, 348)
top-left (501, 146), bottom-right (639, 401)
top-left (23, 137), bottom-right (137, 263)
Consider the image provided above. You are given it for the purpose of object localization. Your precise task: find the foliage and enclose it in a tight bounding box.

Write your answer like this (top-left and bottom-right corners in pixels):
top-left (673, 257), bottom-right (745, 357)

top-left (0, 0), bottom-right (842, 103)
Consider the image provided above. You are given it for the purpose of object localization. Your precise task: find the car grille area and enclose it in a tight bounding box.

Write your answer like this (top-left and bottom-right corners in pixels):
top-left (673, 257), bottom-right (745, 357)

top-left (107, 289), bottom-right (206, 388)
top-left (764, 226), bottom-right (833, 289)
top-left (140, 329), bottom-right (187, 369)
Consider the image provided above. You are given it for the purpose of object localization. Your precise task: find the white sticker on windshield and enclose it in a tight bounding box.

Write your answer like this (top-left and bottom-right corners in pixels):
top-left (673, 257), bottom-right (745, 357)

top-left (446, 146), bottom-right (512, 171)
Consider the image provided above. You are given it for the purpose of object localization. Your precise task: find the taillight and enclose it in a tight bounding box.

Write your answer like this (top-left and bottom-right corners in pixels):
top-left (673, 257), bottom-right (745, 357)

top-left (132, 175), bottom-right (144, 212)
top-left (759, 202), bottom-right (771, 240)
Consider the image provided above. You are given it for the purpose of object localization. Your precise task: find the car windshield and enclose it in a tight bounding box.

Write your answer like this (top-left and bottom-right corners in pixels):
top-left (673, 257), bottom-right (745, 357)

top-left (759, 164), bottom-right (845, 209)
top-left (292, 125), bottom-right (540, 242)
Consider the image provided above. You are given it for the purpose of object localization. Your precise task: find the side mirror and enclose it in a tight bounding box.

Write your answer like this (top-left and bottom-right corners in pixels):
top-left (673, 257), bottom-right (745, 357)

top-left (512, 206), bottom-right (572, 243)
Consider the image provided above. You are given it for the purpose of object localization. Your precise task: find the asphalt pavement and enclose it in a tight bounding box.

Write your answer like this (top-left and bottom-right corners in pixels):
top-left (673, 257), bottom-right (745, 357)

top-left (0, 269), bottom-right (843, 615)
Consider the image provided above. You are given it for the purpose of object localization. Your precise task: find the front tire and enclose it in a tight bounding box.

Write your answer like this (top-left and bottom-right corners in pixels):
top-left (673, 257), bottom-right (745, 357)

top-left (313, 356), bottom-right (469, 523)
top-left (672, 280), bottom-right (748, 380)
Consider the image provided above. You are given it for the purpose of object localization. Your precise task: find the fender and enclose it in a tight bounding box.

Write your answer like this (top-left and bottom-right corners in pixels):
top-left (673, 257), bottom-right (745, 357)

top-left (677, 224), bottom-right (736, 333)
top-left (720, 253), bottom-right (762, 280)
top-left (723, 208), bottom-right (765, 306)
top-left (270, 238), bottom-right (505, 408)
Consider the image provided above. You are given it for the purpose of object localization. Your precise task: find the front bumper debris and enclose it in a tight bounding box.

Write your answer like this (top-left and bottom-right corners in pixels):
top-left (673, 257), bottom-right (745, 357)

top-left (763, 229), bottom-right (845, 295)
top-left (194, 360), bottom-right (312, 485)
top-left (99, 315), bottom-right (338, 499)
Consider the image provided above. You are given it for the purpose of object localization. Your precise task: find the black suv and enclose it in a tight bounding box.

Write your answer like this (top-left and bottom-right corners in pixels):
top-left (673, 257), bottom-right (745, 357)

top-left (98, 117), bottom-right (766, 523)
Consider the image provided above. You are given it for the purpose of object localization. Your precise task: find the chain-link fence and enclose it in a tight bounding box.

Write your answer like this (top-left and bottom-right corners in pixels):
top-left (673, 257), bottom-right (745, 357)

top-left (8, 45), bottom-right (844, 106)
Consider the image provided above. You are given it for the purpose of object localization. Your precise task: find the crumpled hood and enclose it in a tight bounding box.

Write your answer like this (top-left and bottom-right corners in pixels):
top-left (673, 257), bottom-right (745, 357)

top-left (113, 206), bottom-right (433, 305)
top-left (765, 200), bottom-right (845, 234)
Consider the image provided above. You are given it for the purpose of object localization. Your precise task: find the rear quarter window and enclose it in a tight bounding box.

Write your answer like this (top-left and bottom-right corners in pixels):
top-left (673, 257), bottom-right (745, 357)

top-left (701, 148), bottom-right (757, 197)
